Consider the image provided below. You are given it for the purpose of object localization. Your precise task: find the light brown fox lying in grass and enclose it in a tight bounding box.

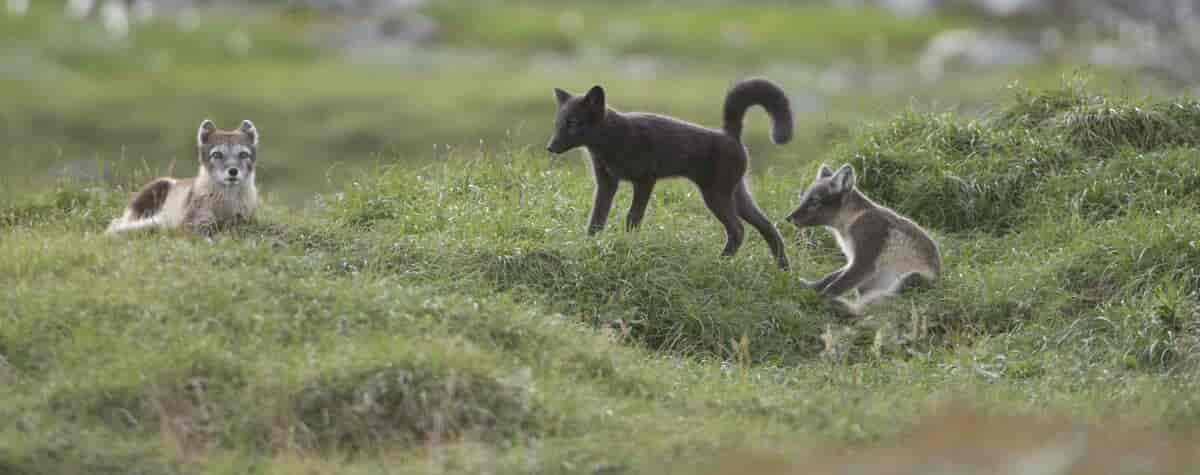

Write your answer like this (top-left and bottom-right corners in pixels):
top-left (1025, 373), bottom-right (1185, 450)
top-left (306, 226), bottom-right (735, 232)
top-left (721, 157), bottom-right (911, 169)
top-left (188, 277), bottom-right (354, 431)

top-left (786, 163), bottom-right (941, 316)
top-left (106, 119), bottom-right (260, 239)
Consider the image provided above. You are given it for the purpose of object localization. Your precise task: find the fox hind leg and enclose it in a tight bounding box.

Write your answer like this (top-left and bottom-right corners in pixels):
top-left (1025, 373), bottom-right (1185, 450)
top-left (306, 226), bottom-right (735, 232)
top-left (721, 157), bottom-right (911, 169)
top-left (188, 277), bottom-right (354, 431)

top-left (700, 186), bottom-right (745, 257)
top-left (734, 179), bottom-right (789, 269)
top-left (844, 270), bottom-right (932, 315)
top-left (896, 271), bottom-right (934, 293)
top-left (106, 214), bottom-right (165, 235)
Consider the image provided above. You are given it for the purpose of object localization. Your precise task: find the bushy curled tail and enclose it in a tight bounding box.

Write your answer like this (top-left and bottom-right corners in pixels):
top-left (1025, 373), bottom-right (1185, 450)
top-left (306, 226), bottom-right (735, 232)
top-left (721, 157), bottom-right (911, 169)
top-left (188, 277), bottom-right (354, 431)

top-left (722, 77), bottom-right (794, 144)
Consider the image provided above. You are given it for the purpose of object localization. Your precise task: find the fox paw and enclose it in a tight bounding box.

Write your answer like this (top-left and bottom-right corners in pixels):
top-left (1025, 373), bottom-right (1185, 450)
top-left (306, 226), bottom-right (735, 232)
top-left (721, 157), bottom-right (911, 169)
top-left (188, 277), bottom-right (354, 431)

top-left (826, 298), bottom-right (863, 320)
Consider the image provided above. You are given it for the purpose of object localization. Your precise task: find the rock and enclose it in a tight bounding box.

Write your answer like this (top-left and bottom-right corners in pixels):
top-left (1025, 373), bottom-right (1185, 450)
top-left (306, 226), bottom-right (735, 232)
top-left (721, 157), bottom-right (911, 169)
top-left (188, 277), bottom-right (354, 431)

top-left (875, 0), bottom-right (939, 16)
top-left (131, 0), bottom-right (153, 23)
top-left (971, 0), bottom-right (1048, 16)
top-left (114, 0), bottom-right (427, 17)
top-left (330, 12), bottom-right (440, 52)
top-left (918, 29), bottom-right (1042, 81)
top-left (377, 12), bottom-right (439, 43)
top-left (100, 0), bottom-right (130, 38)
top-left (7, 0), bottom-right (29, 16)
top-left (283, 0), bottom-right (427, 16)
top-left (65, 0), bottom-right (94, 19)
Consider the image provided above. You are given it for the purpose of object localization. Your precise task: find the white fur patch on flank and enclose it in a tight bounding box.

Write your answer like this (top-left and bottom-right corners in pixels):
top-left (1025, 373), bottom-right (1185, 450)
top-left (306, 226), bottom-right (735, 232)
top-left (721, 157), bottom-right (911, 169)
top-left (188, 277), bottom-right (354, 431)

top-left (106, 212), bottom-right (168, 235)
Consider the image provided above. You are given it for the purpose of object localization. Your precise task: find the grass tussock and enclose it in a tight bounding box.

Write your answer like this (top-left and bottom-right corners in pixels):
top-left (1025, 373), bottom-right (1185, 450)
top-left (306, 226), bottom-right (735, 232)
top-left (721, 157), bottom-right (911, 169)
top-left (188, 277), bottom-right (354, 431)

top-left (838, 83), bottom-right (1200, 233)
top-left (292, 361), bottom-right (542, 452)
top-left (0, 186), bottom-right (112, 230)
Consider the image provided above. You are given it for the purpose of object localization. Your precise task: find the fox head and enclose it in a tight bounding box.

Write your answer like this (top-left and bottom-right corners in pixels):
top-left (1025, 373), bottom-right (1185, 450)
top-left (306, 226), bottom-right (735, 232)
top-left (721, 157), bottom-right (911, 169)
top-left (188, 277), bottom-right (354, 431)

top-left (787, 163), bottom-right (857, 228)
top-left (545, 85), bottom-right (607, 154)
top-left (197, 119), bottom-right (258, 187)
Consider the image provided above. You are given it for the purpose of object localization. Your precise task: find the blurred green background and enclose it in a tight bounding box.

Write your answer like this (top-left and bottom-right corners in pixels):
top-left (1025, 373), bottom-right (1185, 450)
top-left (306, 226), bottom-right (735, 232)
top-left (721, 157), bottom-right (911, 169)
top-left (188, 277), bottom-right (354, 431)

top-left (0, 0), bottom-right (1180, 206)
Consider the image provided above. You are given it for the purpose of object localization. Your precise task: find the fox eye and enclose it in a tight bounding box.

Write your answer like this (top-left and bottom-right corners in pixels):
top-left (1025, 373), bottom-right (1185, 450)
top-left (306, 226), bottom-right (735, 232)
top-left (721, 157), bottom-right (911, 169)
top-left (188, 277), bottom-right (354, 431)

top-left (210, 151), bottom-right (224, 160)
top-left (238, 151), bottom-right (250, 160)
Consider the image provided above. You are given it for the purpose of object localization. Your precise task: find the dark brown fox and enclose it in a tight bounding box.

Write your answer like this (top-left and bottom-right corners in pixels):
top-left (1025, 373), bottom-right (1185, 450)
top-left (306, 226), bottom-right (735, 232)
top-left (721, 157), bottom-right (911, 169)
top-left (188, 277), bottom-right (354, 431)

top-left (786, 164), bottom-right (941, 316)
top-left (545, 78), bottom-right (794, 269)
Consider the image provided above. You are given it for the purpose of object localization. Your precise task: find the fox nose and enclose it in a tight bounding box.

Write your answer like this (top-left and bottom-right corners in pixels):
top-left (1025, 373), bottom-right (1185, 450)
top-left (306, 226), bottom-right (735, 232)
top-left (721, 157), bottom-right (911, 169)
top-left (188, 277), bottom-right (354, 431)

top-left (227, 168), bottom-right (238, 177)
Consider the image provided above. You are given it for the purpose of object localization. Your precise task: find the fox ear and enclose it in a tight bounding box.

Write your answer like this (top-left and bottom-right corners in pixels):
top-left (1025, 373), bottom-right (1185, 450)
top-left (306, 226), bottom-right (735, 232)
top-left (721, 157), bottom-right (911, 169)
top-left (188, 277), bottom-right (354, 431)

top-left (583, 85), bottom-right (605, 109)
top-left (582, 85), bottom-right (606, 121)
top-left (832, 164), bottom-right (856, 192)
top-left (817, 163), bottom-right (834, 179)
top-left (554, 88), bottom-right (572, 105)
top-left (197, 119), bottom-right (217, 146)
top-left (239, 119), bottom-right (259, 146)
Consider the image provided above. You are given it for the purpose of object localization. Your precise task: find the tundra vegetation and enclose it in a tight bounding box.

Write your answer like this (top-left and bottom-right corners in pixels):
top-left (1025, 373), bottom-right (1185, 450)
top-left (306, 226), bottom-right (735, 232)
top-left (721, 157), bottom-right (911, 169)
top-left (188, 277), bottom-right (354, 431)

top-left (2, 1), bottom-right (1199, 473)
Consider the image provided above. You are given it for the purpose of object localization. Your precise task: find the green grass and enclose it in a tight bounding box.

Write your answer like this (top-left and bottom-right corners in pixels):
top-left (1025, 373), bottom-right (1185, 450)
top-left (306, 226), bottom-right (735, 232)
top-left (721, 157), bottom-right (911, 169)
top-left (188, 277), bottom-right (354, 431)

top-left (4, 85), bottom-right (1200, 473)
top-left (426, 0), bottom-right (966, 66)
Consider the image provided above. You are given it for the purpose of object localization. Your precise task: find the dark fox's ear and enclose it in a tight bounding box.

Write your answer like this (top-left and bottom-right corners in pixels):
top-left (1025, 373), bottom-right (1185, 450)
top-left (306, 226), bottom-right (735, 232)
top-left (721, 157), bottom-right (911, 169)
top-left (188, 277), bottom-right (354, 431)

top-left (583, 85), bottom-right (605, 109)
top-left (554, 88), bottom-right (572, 105)
top-left (817, 163), bottom-right (834, 179)
top-left (832, 164), bottom-right (856, 192)
top-left (197, 119), bottom-right (217, 146)
top-left (239, 120), bottom-right (259, 146)
top-left (582, 85), bottom-right (606, 121)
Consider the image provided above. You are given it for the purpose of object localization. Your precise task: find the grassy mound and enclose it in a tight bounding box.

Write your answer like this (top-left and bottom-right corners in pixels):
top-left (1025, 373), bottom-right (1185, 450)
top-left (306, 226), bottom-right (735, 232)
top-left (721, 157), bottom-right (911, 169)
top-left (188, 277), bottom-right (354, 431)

top-left (3, 85), bottom-right (1200, 473)
top-left (841, 84), bottom-right (1200, 233)
top-left (325, 83), bottom-right (1200, 364)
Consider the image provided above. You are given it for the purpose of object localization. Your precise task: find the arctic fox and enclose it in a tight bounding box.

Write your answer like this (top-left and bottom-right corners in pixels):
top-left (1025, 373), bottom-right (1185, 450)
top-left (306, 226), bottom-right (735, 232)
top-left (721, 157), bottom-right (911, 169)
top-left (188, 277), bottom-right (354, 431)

top-left (787, 164), bottom-right (941, 315)
top-left (107, 119), bottom-right (260, 238)
top-left (545, 78), bottom-right (794, 270)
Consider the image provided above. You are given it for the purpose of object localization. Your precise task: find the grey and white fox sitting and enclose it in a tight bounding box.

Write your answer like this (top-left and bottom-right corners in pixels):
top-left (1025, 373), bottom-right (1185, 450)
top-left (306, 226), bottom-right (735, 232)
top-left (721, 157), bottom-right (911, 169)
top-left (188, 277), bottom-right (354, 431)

top-left (786, 164), bottom-right (941, 316)
top-left (106, 119), bottom-right (260, 238)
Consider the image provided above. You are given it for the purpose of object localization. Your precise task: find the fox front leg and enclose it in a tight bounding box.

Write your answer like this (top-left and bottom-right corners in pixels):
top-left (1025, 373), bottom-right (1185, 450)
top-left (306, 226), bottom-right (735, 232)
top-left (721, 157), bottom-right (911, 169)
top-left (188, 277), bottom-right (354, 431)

top-left (588, 162), bottom-right (619, 235)
top-left (626, 180), bottom-right (655, 232)
top-left (818, 260), bottom-right (875, 298)
top-left (185, 209), bottom-right (219, 244)
top-left (196, 224), bottom-right (218, 244)
top-left (801, 269), bottom-right (843, 290)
